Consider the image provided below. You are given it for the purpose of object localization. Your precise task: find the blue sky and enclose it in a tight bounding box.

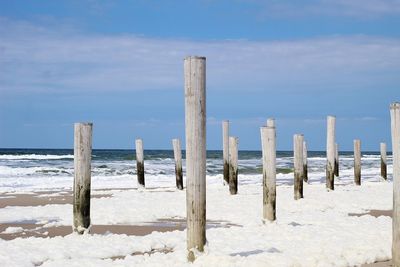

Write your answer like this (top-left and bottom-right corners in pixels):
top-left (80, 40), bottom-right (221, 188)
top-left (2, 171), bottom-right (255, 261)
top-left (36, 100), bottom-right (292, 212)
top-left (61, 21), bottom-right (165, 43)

top-left (0, 0), bottom-right (399, 150)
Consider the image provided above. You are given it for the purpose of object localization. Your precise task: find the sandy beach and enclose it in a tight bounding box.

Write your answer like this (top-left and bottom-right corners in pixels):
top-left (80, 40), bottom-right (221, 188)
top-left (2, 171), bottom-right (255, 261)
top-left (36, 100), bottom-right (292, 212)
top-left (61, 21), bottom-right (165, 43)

top-left (0, 181), bottom-right (393, 266)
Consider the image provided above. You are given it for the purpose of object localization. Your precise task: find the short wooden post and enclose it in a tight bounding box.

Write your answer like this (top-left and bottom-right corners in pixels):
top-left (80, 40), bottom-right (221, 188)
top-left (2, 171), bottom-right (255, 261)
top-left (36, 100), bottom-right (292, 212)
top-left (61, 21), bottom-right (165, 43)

top-left (229, 136), bottom-right (238, 195)
top-left (354, 139), bottom-right (361, 186)
top-left (294, 134), bottom-right (304, 200)
top-left (135, 139), bottom-right (145, 187)
top-left (266, 118), bottom-right (275, 128)
top-left (380, 142), bottom-right (387, 180)
top-left (390, 102), bottom-right (400, 266)
top-left (184, 56), bottom-right (206, 261)
top-left (261, 126), bottom-right (276, 222)
top-left (173, 138), bottom-right (183, 190)
top-left (73, 122), bottom-right (92, 234)
top-left (303, 140), bottom-right (308, 182)
top-left (334, 143), bottom-right (339, 177)
top-left (222, 120), bottom-right (230, 185)
top-left (326, 116), bottom-right (336, 190)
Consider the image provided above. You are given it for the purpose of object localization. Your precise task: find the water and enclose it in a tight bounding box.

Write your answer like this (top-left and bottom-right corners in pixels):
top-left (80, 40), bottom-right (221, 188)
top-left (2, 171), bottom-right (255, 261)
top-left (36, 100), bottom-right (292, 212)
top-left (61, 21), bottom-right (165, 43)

top-left (0, 149), bottom-right (392, 192)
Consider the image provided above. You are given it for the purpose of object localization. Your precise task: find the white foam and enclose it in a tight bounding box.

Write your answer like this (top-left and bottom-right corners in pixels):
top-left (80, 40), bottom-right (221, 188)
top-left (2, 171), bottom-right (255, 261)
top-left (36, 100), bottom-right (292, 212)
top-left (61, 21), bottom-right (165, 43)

top-left (0, 154), bottom-right (74, 160)
top-left (2, 226), bottom-right (24, 234)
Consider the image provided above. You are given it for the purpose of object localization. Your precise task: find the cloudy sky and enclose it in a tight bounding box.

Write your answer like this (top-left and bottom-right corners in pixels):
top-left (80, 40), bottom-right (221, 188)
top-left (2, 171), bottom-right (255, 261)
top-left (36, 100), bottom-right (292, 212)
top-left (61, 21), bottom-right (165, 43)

top-left (0, 0), bottom-right (399, 150)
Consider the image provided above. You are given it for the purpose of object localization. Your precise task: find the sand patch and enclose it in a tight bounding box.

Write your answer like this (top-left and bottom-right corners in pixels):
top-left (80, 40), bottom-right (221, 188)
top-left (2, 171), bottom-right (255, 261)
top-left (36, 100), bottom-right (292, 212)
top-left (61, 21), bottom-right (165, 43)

top-left (349, 210), bottom-right (392, 218)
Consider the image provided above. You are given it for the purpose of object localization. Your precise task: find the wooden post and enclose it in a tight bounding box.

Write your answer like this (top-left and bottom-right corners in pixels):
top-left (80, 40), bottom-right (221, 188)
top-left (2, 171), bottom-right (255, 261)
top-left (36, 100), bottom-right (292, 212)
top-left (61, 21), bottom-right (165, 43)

top-left (73, 122), bottom-right (92, 234)
top-left (229, 136), bottom-right (238, 195)
top-left (222, 120), bottom-right (229, 185)
top-left (294, 134), bottom-right (304, 200)
top-left (261, 126), bottom-right (276, 222)
top-left (266, 118), bottom-right (275, 128)
top-left (135, 139), bottom-right (145, 187)
top-left (303, 140), bottom-right (308, 182)
top-left (380, 142), bottom-right (387, 180)
top-left (326, 116), bottom-right (336, 190)
top-left (390, 103), bottom-right (400, 266)
top-left (334, 143), bottom-right (339, 177)
top-left (184, 56), bottom-right (206, 261)
top-left (354, 139), bottom-right (361, 186)
top-left (173, 138), bottom-right (184, 190)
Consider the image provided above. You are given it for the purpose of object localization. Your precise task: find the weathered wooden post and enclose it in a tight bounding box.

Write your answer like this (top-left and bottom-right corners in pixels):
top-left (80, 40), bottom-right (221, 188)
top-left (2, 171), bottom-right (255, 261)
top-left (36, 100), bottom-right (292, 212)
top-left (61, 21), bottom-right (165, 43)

top-left (390, 102), bottom-right (400, 267)
top-left (380, 142), bottom-right (387, 180)
top-left (326, 116), bottom-right (336, 190)
top-left (135, 139), bottom-right (145, 187)
top-left (229, 136), bottom-right (238, 195)
top-left (334, 143), bottom-right (339, 177)
top-left (266, 118), bottom-right (275, 127)
top-left (354, 139), bottom-right (361, 186)
top-left (73, 122), bottom-right (92, 234)
top-left (303, 140), bottom-right (308, 182)
top-left (294, 134), bottom-right (304, 200)
top-left (222, 120), bottom-right (229, 185)
top-left (184, 56), bottom-right (206, 262)
top-left (261, 126), bottom-right (276, 222)
top-left (172, 138), bottom-right (184, 190)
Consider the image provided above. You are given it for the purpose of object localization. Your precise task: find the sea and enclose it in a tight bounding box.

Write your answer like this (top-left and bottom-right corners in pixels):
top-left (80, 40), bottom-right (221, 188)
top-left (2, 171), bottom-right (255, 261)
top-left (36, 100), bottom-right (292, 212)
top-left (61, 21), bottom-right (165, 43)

top-left (0, 149), bottom-right (392, 192)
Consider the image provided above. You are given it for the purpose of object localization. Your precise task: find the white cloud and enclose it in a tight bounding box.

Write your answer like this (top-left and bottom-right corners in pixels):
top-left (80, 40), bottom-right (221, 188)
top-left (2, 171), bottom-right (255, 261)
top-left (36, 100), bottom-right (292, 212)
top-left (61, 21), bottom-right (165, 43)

top-left (252, 0), bottom-right (400, 18)
top-left (0, 17), bottom-right (399, 94)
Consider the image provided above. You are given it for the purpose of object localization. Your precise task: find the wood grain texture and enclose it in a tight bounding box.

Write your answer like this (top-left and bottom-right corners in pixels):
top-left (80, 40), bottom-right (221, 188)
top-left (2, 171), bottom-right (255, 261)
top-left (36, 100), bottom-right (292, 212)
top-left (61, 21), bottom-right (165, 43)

top-left (136, 139), bottom-right (145, 187)
top-left (294, 134), bottom-right (304, 200)
top-left (390, 102), bottom-right (400, 267)
top-left (354, 139), bottom-right (361, 186)
top-left (184, 56), bottom-right (206, 261)
top-left (229, 136), bottom-right (238, 195)
top-left (380, 142), bottom-right (387, 180)
top-left (73, 122), bottom-right (92, 234)
top-left (261, 126), bottom-right (276, 222)
top-left (326, 116), bottom-right (336, 190)
top-left (173, 139), bottom-right (183, 190)
top-left (222, 120), bottom-right (230, 185)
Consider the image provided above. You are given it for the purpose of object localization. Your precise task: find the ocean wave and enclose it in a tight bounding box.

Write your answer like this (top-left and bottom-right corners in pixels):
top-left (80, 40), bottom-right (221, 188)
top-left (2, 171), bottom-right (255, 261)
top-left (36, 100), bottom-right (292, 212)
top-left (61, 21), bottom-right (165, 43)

top-left (0, 154), bottom-right (74, 160)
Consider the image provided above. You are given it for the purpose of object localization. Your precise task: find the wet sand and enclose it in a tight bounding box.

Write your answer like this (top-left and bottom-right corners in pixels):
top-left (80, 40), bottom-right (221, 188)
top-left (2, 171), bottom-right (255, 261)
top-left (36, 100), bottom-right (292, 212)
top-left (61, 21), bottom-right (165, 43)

top-left (0, 223), bottom-right (185, 240)
top-left (361, 260), bottom-right (392, 267)
top-left (349, 209), bottom-right (392, 218)
top-left (0, 192), bottom-right (112, 208)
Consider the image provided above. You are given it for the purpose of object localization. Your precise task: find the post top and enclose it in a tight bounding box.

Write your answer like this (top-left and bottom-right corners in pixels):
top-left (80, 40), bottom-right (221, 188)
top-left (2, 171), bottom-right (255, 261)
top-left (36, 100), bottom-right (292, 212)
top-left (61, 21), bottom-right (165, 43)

top-left (327, 115), bottom-right (336, 119)
top-left (390, 102), bottom-right (400, 109)
top-left (184, 56), bottom-right (206, 61)
top-left (74, 122), bottom-right (93, 126)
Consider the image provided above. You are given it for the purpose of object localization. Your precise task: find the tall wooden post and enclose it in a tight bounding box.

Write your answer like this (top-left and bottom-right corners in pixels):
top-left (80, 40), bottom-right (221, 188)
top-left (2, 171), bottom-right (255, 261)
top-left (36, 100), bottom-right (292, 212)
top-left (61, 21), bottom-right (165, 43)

top-left (380, 142), bottom-right (387, 180)
top-left (266, 118), bottom-right (275, 128)
top-left (135, 139), bottom-right (145, 187)
top-left (294, 134), bottom-right (304, 200)
top-left (326, 116), bottom-right (336, 190)
top-left (222, 120), bottom-right (230, 185)
top-left (303, 140), bottom-right (308, 183)
top-left (73, 122), bottom-right (92, 234)
top-left (390, 102), bottom-right (400, 266)
top-left (354, 139), bottom-right (361, 186)
top-left (229, 136), bottom-right (238, 195)
top-left (173, 138), bottom-right (184, 190)
top-left (261, 126), bottom-right (276, 222)
top-left (184, 56), bottom-right (206, 261)
top-left (334, 143), bottom-right (339, 177)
